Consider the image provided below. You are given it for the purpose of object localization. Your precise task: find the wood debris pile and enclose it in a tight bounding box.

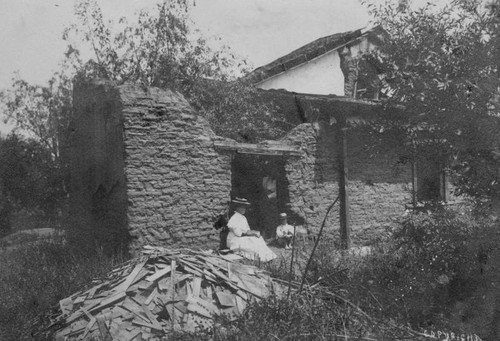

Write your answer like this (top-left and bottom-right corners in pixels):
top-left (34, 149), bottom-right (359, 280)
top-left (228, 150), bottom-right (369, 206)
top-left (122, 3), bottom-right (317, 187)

top-left (45, 246), bottom-right (283, 340)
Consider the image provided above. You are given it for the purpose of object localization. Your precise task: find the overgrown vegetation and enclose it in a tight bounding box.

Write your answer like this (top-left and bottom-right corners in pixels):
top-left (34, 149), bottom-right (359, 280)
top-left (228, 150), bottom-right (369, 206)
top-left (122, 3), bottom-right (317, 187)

top-left (360, 0), bottom-right (500, 204)
top-left (2, 0), bottom-right (500, 340)
top-left (139, 208), bottom-right (499, 340)
top-left (0, 134), bottom-right (67, 236)
top-left (0, 239), bottom-right (125, 341)
top-left (0, 0), bottom-right (288, 250)
top-left (212, 294), bottom-right (410, 340)
top-left (2, 208), bottom-right (498, 340)
top-left (222, 208), bottom-right (499, 340)
top-left (308, 209), bottom-right (499, 339)
top-left (1, 0), bottom-right (286, 146)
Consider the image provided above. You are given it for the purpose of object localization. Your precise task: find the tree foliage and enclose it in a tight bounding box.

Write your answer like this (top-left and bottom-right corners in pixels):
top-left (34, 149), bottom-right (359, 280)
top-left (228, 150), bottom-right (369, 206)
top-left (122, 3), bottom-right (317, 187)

top-left (0, 0), bottom-right (287, 230)
top-left (65, 0), bottom-right (228, 87)
top-left (0, 72), bottom-right (72, 161)
top-left (63, 0), bottom-right (285, 142)
top-left (0, 72), bottom-right (72, 230)
top-left (361, 0), bottom-right (500, 201)
top-left (1, 0), bottom-right (286, 160)
top-left (0, 134), bottom-right (67, 221)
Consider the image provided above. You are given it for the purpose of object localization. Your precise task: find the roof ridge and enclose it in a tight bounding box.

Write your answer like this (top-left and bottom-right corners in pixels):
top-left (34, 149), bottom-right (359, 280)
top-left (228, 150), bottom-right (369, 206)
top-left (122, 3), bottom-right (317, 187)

top-left (244, 26), bottom-right (381, 85)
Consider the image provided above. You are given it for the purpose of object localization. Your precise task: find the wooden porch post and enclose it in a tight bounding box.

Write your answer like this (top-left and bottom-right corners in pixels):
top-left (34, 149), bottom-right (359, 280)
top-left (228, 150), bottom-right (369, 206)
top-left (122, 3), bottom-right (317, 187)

top-left (411, 141), bottom-right (418, 207)
top-left (336, 121), bottom-right (350, 250)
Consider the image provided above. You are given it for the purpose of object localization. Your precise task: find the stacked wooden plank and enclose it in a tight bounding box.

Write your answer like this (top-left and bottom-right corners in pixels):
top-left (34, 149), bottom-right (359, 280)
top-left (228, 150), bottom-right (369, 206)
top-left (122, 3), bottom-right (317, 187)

top-left (49, 246), bottom-right (283, 340)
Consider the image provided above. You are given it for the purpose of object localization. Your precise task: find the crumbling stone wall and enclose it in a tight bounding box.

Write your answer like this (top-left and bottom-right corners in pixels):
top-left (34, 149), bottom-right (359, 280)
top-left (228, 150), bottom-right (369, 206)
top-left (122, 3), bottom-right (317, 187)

top-left (349, 182), bottom-right (411, 244)
top-left (282, 122), bottom-right (412, 246)
top-left (120, 84), bottom-right (232, 252)
top-left (282, 123), bottom-right (341, 237)
top-left (70, 80), bottom-right (414, 252)
top-left (346, 128), bottom-right (412, 244)
top-left (70, 80), bottom-right (232, 253)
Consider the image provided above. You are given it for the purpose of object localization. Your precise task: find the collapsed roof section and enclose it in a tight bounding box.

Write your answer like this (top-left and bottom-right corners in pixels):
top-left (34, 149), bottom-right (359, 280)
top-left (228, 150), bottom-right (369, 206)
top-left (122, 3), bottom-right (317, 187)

top-left (255, 87), bottom-right (402, 128)
top-left (43, 247), bottom-right (284, 340)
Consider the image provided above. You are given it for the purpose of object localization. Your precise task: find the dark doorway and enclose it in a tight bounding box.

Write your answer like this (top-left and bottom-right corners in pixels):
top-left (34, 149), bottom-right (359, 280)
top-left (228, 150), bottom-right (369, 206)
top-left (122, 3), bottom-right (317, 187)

top-left (231, 153), bottom-right (290, 239)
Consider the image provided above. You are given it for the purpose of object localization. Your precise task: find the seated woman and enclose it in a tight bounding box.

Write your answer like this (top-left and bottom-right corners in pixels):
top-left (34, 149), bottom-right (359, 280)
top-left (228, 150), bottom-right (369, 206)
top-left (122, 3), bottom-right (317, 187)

top-left (227, 198), bottom-right (277, 262)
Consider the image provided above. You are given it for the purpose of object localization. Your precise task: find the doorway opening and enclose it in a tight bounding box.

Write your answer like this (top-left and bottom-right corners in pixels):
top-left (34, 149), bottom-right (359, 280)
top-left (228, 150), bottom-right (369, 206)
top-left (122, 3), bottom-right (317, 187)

top-left (231, 153), bottom-right (290, 239)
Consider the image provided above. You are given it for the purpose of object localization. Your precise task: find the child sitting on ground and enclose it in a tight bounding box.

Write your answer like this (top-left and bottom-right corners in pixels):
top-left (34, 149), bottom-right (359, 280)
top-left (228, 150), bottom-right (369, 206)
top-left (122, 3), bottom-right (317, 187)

top-left (276, 213), bottom-right (294, 249)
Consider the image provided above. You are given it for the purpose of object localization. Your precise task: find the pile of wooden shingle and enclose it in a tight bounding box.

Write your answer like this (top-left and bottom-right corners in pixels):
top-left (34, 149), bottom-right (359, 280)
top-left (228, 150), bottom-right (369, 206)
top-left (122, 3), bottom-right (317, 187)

top-left (47, 246), bottom-right (283, 340)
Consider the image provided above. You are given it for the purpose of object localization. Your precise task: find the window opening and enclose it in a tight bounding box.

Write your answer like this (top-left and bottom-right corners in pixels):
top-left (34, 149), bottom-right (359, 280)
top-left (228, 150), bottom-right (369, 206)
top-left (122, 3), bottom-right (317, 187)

top-left (413, 145), bottom-right (448, 203)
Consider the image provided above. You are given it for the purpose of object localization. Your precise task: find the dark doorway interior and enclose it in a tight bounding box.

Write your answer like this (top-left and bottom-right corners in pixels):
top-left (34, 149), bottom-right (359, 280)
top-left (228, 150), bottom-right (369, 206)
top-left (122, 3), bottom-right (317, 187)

top-left (231, 153), bottom-right (290, 239)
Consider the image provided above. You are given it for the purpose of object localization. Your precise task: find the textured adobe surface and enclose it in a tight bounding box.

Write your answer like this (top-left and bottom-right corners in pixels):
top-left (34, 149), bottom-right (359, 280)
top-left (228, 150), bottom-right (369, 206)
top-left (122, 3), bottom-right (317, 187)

top-left (282, 122), bottom-right (411, 244)
top-left (120, 84), bottom-right (233, 252)
top-left (71, 80), bottom-right (232, 253)
top-left (71, 80), bottom-right (413, 252)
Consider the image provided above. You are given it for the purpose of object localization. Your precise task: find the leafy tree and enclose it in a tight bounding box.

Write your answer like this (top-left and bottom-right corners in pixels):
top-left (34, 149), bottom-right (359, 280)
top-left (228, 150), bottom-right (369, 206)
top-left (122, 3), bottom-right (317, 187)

top-left (0, 0), bottom-right (286, 235)
top-left (63, 0), bottom-right (285, 142)
top-left (0, 72), bottom-right (72, 229)
top-left (360, 0), bottom-right (500, 202)
top-left (64, 0), bottom-right (212, 86)
top-left (0, 72), bottom-right (72, 162)
top-left (0, 134), bottom-right (67, 223)
top-left (1, 0), bottom-right (286, 162)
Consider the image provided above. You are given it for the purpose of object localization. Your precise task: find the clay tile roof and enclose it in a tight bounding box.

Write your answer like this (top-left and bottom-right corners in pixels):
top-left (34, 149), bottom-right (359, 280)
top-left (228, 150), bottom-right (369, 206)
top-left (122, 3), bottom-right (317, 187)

top-left (244, 26), bottom-right (382, 85)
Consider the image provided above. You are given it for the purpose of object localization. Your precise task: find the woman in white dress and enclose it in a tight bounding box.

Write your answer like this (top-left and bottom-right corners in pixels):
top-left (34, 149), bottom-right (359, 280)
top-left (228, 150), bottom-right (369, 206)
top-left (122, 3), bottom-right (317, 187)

top-left (226, 198), bottom-right (277, 262)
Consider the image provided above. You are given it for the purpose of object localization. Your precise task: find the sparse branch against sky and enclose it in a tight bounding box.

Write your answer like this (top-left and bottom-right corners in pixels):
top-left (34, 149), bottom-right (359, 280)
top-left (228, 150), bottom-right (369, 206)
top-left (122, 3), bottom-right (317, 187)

top-left (0, 0), bottom-right (461, 135)
top-left (0, 0), bottom-right (371, 89)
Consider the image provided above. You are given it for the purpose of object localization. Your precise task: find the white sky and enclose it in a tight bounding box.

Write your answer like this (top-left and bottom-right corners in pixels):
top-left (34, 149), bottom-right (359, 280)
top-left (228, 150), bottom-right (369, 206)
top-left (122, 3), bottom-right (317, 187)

top-left (0, 0), bottom-right (374, 134)
top-left (0, 0), bottom-right (372, 88)
top-left (0, 0), bottom-right (376, 133)
top-left (0, 0), bottom-right (457, 136)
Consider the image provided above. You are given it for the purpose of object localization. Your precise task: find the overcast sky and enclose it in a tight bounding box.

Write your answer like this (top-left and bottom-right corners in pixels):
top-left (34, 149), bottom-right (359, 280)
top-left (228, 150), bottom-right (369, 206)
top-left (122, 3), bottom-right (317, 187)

top-left (1, 0), bottom-right (456, 135)
top-left (0, 0), bottom-right (372, 88)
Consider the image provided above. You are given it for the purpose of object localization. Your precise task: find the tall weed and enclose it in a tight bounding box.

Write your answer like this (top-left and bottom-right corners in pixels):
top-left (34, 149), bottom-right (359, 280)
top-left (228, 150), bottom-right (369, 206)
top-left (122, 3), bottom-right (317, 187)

top-left (345, 209), bottom-right (500, 337)
top-left (0, 240), bottom-right (126, 340)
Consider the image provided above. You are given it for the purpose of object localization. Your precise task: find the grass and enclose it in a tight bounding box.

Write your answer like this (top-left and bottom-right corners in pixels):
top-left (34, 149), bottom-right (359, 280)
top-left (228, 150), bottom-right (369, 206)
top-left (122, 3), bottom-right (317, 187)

top-left (0, 231), bottom-right (42, 248)
top-left (242, 226), bottom-right (499, 340)
top-left (0, 238), bottom-right (126, 341)
top-left (2, 209), bottom-right (499, 340)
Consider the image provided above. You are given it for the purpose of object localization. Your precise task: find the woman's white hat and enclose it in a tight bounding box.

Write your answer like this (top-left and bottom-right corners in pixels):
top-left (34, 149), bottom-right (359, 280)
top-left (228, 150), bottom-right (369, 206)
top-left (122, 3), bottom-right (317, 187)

top-left (232, 197), bottom-right (251, 206)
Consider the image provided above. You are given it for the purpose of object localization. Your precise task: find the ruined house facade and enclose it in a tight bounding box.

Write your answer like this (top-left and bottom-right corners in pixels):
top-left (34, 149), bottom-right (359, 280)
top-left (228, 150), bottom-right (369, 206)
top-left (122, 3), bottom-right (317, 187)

top-left (69, 27), bottom-right (456, 253)
top-left (245, 26), bottom-right (459, 240)
top-left (70, 80), bottom-right (412, 253)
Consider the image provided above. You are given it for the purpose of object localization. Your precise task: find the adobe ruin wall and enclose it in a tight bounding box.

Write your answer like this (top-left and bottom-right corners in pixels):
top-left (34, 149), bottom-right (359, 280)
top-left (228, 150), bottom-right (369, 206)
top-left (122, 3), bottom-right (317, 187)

top-left (282, 123), bottom-right (412, 245)
top-left (282, 123), bottom-right (341, 238)
top-left (71, 80), bottom-right (232, 253)
top-left (120, 84), bottom-right (233, 252)
top-left (70, 80), bottom-right (413, 253)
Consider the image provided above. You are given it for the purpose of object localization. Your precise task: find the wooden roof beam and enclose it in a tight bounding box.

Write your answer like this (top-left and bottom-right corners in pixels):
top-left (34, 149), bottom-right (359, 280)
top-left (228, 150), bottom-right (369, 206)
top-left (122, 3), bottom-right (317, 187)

top-left (214, 141), bottom-right (301, 156)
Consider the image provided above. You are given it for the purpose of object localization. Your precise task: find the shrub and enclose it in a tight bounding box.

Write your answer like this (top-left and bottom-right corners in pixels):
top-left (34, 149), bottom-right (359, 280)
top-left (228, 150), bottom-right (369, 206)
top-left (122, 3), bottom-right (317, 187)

top-left (0, 197), bottom-right (12, 238)
top-left (0, 240), bottom-right (126, 341)
top-left (208, 292), bottom-right (429, 340)
top-left (225, 294), bottom-right (361, 340)
top-left (0, 135), bottom-right (67, 222)
top-left (346, 208), bottom-right (500, 333)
